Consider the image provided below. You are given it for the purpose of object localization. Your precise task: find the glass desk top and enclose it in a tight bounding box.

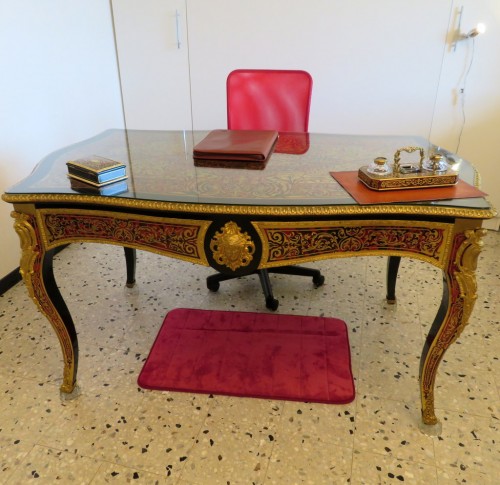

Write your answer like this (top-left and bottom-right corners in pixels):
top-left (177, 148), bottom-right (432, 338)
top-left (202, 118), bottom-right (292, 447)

top-left (5, 129), bottom-right (491, 212)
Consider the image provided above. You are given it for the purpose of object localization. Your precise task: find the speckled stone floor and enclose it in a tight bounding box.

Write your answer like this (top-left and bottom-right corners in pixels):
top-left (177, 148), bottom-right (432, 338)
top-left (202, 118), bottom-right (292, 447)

top-left (0, 230), bottom-right (498, 484)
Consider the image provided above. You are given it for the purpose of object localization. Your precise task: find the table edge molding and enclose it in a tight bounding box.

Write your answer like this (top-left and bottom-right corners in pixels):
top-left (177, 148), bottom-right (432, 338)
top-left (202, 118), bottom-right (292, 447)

top-left (2, 193), bottom-right (495, 220)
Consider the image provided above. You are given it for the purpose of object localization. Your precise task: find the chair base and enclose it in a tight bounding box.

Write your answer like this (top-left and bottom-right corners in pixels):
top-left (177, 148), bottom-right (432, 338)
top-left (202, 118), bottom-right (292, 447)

top-left (206, 266), bottom-right (325, 311)
top-left (124, 248), bottom-right (400, 310)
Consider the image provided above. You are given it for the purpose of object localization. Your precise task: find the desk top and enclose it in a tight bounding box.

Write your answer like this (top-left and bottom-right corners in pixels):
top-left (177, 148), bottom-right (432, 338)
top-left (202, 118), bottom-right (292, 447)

top-left (3, 129), bottom-right (494, 219)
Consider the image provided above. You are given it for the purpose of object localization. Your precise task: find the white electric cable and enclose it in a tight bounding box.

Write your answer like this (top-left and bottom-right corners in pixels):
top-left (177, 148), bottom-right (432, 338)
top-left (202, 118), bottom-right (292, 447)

top-left (455, 37), bottom-right (476, 153)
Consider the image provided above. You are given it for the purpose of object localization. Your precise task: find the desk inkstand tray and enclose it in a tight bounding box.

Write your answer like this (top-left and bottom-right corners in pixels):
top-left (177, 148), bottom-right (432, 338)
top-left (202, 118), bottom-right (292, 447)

top-left (358, 146), bottom-right (459, 191)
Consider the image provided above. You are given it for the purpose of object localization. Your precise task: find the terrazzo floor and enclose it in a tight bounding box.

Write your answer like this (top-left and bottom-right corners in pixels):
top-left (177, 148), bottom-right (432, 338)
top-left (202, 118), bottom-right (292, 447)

top-left (0, 230), bottom-right (498, 484)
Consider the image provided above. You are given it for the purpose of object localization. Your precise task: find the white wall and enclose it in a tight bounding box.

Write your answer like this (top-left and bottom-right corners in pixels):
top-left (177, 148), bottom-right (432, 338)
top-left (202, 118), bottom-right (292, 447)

top-left (187, 0), bottom-right (452, 137)
top-left (0, 1), bottom-right (124, 279)
top-left (430, 0), bottom-right (500, 229)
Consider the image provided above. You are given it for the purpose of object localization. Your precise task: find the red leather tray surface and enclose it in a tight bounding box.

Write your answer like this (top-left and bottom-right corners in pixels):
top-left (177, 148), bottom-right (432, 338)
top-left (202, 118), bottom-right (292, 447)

top-left (331, 171), bottom-right (486, 205)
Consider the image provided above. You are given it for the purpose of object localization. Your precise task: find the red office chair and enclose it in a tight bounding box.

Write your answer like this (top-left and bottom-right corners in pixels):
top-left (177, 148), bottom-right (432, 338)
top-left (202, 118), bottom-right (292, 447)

top-left (227, 69), bottom-right (312, 132)
top-left (205, 69), bottom-right (325, 311)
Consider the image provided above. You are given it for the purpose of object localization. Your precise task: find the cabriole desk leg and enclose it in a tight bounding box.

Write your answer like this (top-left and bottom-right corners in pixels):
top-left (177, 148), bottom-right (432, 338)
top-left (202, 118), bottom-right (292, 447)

top-left (124, 246), bottom-right (136, 288)
top-left (386, 255), bottom-right (401, 304)
top-left (418, 226), bottom-right (486, 434)
top-left (12, 211), bottom-right (79, 396)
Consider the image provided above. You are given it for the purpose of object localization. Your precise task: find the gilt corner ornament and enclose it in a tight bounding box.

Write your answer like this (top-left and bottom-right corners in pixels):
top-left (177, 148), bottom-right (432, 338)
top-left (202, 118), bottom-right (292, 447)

top-left (210, 221), bottom-right (255, 271)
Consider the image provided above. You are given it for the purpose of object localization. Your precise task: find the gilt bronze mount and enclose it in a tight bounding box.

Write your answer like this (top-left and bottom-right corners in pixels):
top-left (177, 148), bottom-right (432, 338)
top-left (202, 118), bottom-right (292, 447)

top-left (209, 221), bottom-right (256, 271)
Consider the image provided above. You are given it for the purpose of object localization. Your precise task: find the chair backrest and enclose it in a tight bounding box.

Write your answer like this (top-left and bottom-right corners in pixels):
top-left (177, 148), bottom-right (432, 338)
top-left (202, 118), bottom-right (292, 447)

top-left (227, 69), bottom-right (312, 133)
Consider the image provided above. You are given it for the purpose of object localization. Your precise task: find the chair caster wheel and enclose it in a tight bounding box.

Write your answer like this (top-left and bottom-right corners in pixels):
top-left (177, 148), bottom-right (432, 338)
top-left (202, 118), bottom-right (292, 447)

top-left (266, 297), bottom-right (279, 311)
top-left (313, 274), bottom-right (325, 288)
top-left (207, 280), bottom-right (220, 292)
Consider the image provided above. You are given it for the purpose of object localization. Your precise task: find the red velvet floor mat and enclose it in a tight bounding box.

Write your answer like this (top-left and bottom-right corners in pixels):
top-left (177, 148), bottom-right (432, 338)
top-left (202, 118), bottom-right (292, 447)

top-left (138, 308), bottom-right (355, 404)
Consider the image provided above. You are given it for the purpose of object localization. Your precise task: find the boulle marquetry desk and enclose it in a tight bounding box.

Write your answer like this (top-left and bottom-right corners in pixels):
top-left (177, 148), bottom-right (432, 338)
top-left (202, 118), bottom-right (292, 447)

top-left (2, 129), bottom-right (495, 433)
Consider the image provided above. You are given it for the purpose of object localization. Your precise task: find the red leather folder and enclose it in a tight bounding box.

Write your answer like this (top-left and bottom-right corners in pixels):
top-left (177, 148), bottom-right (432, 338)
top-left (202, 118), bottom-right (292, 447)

top-left (193, 129), bottom-right (278, 163)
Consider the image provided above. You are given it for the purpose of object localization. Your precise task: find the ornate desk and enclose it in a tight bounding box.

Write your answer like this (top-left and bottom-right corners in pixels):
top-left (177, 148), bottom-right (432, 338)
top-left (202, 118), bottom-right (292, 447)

top-left (2, 130), bottom-right (495, 432)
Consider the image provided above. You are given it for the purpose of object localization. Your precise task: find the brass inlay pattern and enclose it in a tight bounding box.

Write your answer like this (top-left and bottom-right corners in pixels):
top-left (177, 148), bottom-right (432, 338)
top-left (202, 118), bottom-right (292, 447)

top-left (210, 221), bottom-right (255, 271)
top-left (2, 193), bottom-right (495, 220)
top-left (11, 211), bottom-right (76, 393)
top-left (36, 208), bottom-right (209, 266)
top-left (453, 228), bottom-right (486, 333)
top-left (254, 220), bottom-right (453, 269)
top-left (419, 226), bottom-right (487, 425)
